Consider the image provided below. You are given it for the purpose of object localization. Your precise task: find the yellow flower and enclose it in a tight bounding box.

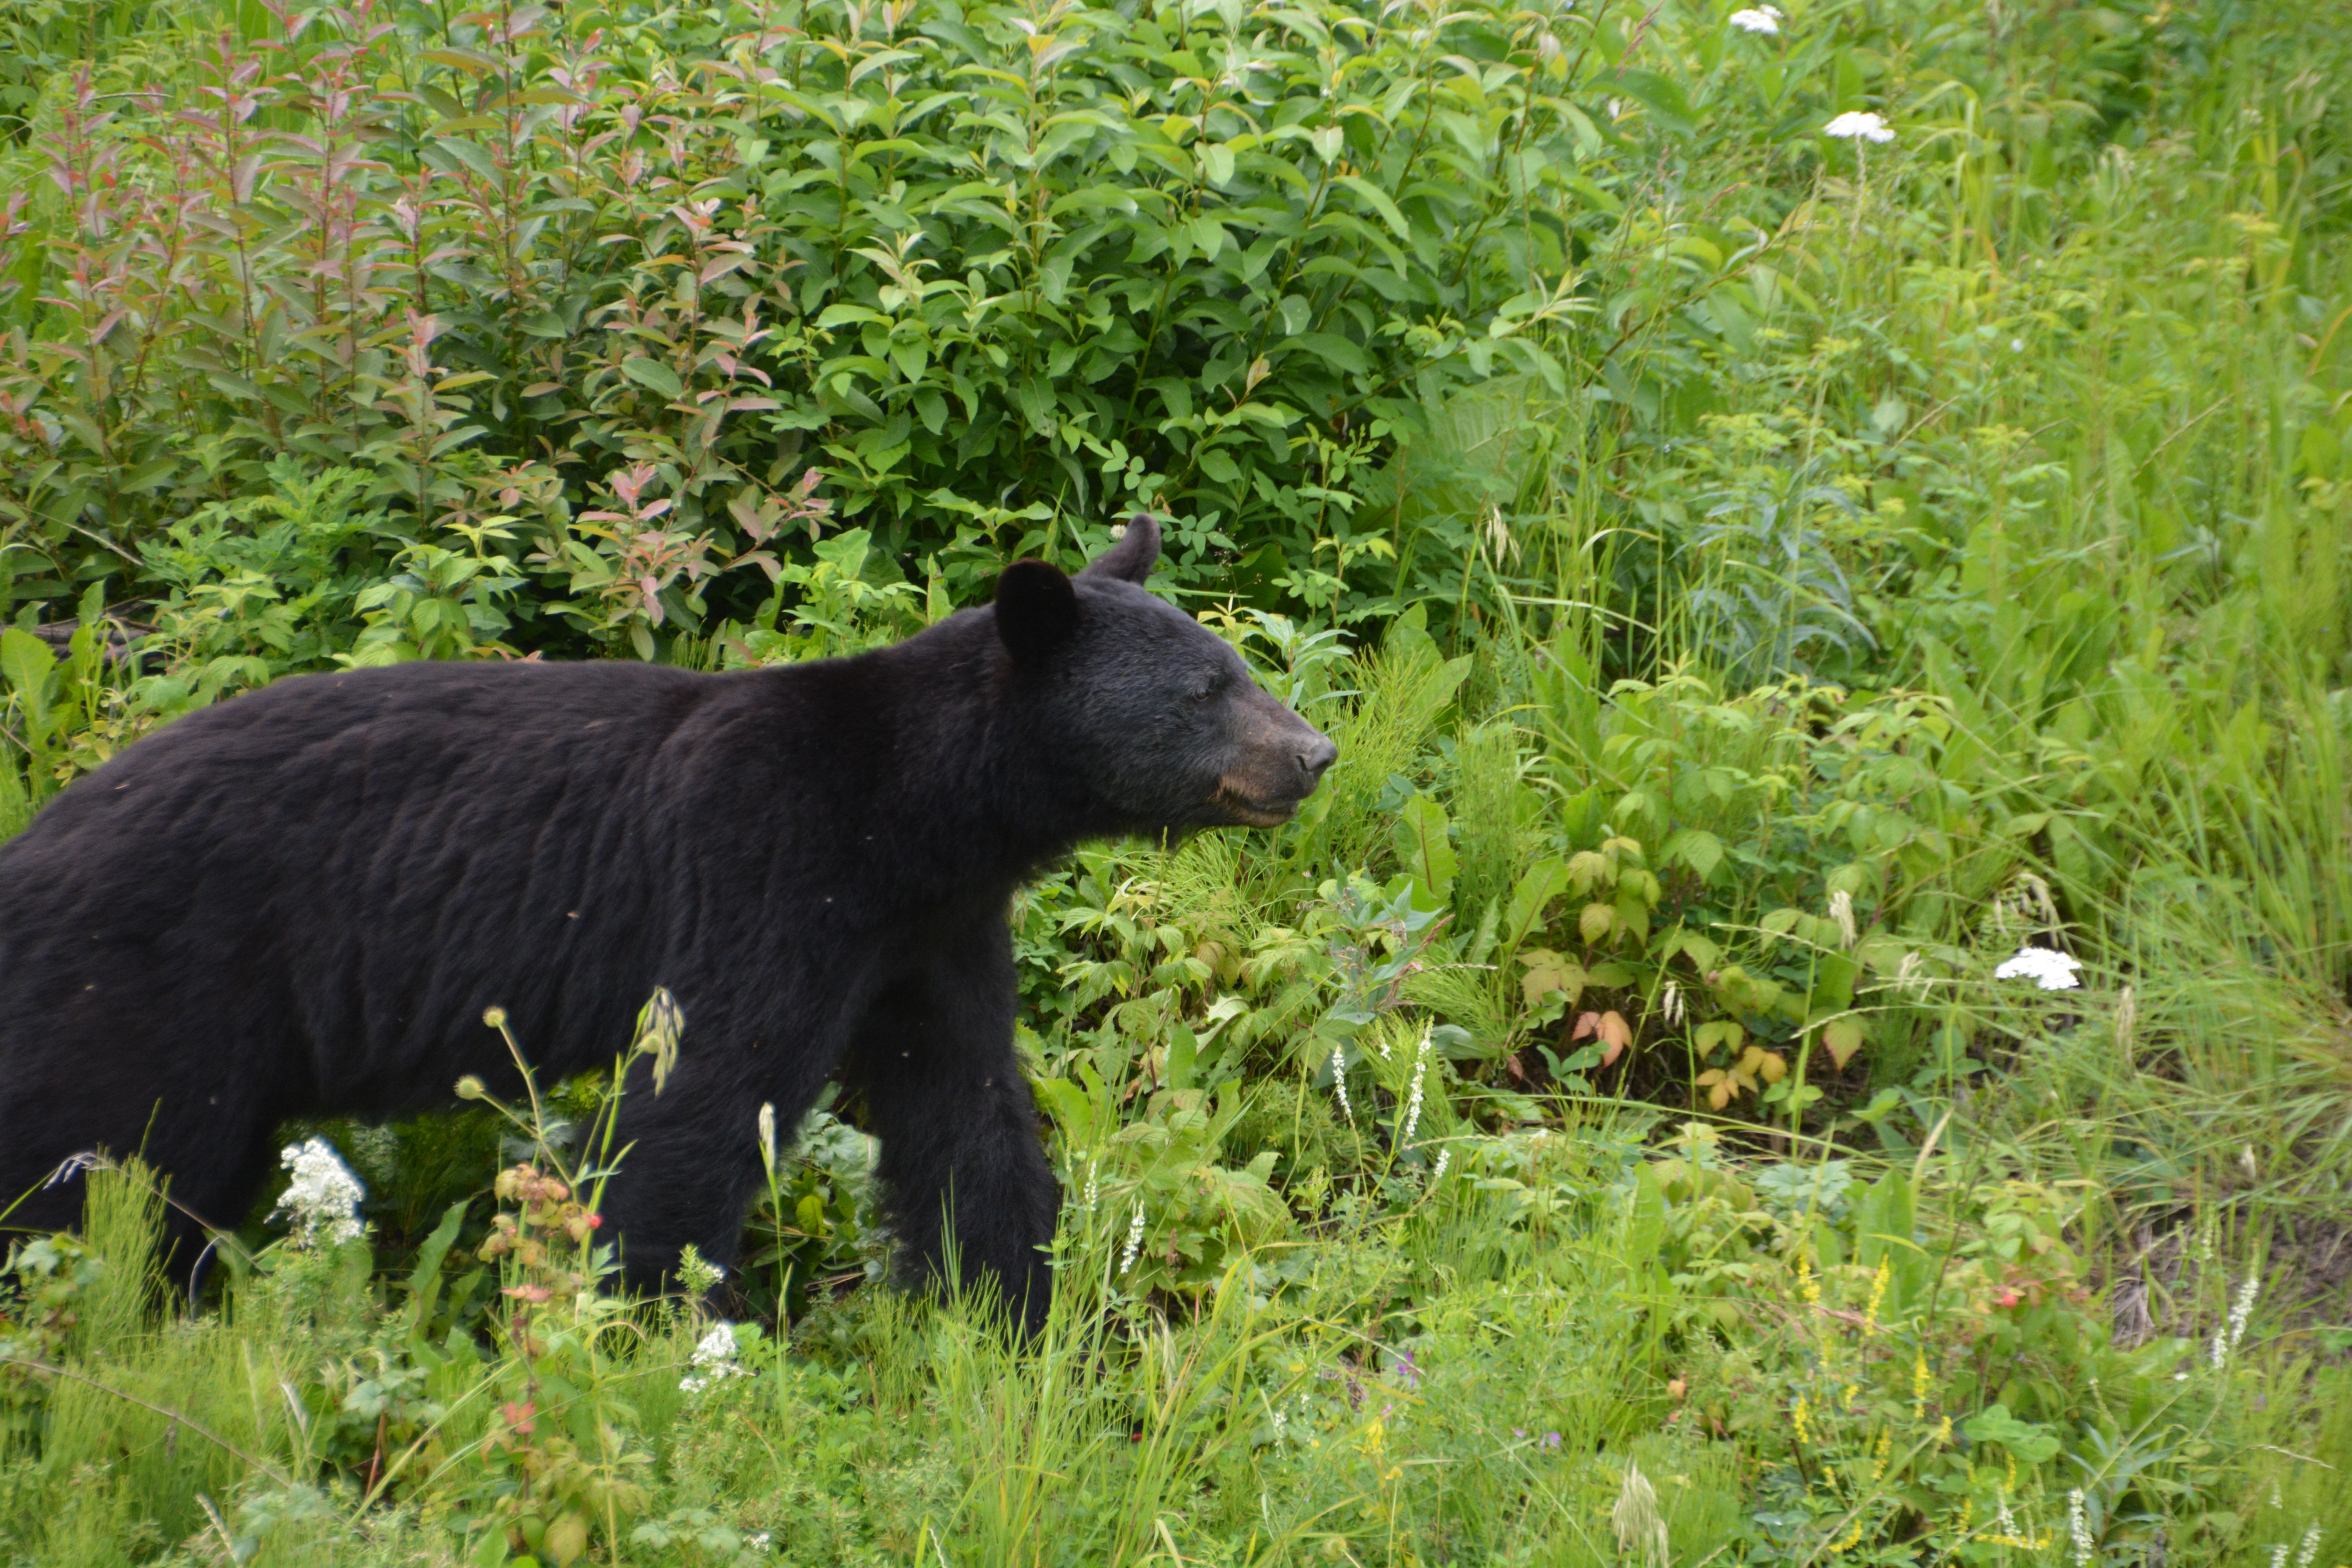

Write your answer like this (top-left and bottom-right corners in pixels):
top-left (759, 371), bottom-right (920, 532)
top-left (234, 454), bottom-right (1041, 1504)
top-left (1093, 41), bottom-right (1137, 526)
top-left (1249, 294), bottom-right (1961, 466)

top-left (1863, 1258), bottom-right (1891, 1336)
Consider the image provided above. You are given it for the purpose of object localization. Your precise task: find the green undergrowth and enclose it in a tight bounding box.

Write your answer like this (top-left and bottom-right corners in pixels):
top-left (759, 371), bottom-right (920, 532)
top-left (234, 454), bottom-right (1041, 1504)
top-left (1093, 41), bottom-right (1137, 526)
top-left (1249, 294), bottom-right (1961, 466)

top-left (6, 1110), bottom-right (2347, 1567)
top-left (5, 0), bottom-right (2352, 1557)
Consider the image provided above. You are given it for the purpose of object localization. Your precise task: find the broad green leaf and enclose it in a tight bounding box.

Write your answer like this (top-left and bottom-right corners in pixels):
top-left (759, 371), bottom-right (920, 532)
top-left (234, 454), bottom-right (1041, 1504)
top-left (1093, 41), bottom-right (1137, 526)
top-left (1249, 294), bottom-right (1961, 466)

top-left (1393, 791), bottom-right (1456, 901)
top-left (621, 358), bottom-right (683, 400)
top-left (1505, 857), bottom-right (1568, 949)
top-left (1, 629), bottom-right (53, 713)
top-left (1961, 1405), bottom-right (2061, 1465)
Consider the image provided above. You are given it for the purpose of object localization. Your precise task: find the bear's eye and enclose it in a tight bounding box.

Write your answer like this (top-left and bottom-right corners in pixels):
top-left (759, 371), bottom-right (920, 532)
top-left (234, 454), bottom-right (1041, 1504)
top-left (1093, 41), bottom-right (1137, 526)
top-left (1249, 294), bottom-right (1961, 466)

top-left (1188, 681), bottom-right (1215, 702)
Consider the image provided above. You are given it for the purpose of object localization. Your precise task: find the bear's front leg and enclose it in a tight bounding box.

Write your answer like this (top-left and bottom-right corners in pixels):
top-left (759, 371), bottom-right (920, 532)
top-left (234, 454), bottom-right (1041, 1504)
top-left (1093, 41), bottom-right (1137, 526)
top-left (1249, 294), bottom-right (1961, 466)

top-left (846, 922), bottom-right (1059, 1338)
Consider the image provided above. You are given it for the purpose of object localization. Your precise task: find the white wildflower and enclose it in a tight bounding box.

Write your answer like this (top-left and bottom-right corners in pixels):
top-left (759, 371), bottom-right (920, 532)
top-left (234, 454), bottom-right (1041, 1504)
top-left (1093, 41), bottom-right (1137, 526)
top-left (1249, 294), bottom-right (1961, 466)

top-left (756, 1101), bottom-right (778, 1175)
top-left (679, 1321), bottom-right (747, 1393)
top-left (1120, 1204), bottom-right (1147, 1274)
top-left (1728, 4), bottom-right (1781, 33)
top-left (1332, 1060), bottom-right (1355, 1124)
top-left (2269, 1546), bottom-right (2288, 1568)
top-left (2212, 1273), bottom-right (2259, 1370)
top-left (1430, 1148), bottom-right (1452, 1181)
top-left (2296, 1524), bottom-right (2323, 1568)
top-left (2011, 338), bottom-right (2026, 352)
top-left (1661, 981), bottom-right (1683, 1026)
top-left (2069, 1489), bottom-right (2092, 1566)
top-left (271, 1137), bottom-right (366, 1248)
top-left (1829, 887), bottom-right (1857, 948)
top-left (1823, 110), bottom-right (1894, 143)
top-left (1397, 1028), bottom-right (1432, 1149)
top-left (1082, 1157), bottom-right (1099, 1214)
top-left (1994, 945), bottom-right (2081, 991)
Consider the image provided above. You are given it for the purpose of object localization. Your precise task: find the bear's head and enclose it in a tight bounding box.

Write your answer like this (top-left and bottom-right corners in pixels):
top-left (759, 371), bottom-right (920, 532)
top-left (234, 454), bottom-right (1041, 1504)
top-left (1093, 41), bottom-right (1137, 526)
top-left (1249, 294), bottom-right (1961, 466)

top-left (993, 515), bottom-right (1338, 835)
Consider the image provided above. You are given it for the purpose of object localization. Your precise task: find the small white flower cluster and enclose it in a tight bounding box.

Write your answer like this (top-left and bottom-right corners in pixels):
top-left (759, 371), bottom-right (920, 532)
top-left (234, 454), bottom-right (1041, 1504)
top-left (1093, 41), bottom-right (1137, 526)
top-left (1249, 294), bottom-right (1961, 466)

top-left (679, 1322), bottom-right (747, 1393)
top-left (1081, 1157), bottom-right (1099, 1215)
top-left (1824, 110), bottom-right (1895, 143)
top-left (2296, 1524), bottom-right (2324, 1568)
top-left (1429, 1148), bottom-right (1452, 1182)
top-left (1728, 4), bottom-right (1781, 33)
top-left (2211, 1273), bottom-right (2259, 1371)
top-left (1397, 1028), bottom-right (1433, 1150)
top-left (1829, 887), bottom-right (1857, 948)
top-left (2069, 1488), bottom-right (2092, 1566)
top-left (271, 1137), bottom-right (366, 1248)
top-left (1331, 1058), bottom-right (1354, 1124)
top-left (1120, 1204), bottom-right (1147, 1274)
top-left (1994, 945), bottom-right (2082, 991)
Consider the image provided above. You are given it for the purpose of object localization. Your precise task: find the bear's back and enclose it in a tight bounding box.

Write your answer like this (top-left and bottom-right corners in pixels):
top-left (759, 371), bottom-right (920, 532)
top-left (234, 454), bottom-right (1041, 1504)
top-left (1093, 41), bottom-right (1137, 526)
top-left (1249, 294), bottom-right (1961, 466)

top-left (0, 660), bottom-right (753, 1100)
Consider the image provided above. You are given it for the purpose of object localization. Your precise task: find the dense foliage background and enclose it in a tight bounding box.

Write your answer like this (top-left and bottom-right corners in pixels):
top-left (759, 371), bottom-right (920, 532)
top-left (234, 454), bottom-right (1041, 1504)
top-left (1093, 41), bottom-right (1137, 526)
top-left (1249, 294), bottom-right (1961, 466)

top-left (4, 0), bottom-right (2352, 1559)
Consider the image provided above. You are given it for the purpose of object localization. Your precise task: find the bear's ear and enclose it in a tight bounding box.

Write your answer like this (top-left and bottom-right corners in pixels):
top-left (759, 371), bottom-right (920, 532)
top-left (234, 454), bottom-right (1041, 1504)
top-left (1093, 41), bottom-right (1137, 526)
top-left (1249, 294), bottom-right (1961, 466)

top-left (995, 559), bottom-right (1080, 665)
top-left (1080, 513), bottom-right (1161, 585)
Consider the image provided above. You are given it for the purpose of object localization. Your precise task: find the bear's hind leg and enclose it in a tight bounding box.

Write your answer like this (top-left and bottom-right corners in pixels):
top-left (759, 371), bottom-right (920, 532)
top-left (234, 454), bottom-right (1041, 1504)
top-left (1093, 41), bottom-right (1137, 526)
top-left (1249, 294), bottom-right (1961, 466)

top-left (0, 1064), bottom-right (282, 1299)
top-left (845, 924), bottom-right (1058, 1338)
top-left (597, 1047), bottom-right (835, 1299)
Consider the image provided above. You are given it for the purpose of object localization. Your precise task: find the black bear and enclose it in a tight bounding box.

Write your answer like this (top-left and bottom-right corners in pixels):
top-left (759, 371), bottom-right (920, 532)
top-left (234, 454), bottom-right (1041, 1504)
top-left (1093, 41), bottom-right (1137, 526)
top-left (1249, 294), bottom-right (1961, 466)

top-left (0, 516), bottom-right (1335, 1331)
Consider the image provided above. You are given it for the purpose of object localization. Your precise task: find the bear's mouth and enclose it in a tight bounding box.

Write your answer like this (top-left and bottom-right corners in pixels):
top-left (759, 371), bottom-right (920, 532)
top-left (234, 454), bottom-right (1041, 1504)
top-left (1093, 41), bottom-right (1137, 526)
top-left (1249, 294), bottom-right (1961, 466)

top-left (1208, 780), bottom-right (1302, 827)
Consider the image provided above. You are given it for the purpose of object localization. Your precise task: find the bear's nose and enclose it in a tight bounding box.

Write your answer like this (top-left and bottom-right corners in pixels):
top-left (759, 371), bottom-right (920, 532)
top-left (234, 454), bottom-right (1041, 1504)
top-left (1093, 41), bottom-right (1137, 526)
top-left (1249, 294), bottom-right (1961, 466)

top-left (1298, 732), bottom-right (1338, 780)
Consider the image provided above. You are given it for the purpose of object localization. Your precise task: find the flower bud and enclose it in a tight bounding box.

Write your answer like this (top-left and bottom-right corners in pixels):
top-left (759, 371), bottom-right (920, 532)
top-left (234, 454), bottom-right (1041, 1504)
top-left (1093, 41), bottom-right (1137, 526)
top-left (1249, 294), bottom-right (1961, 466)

top-left (456, 1075), bottom-right (487, 1100)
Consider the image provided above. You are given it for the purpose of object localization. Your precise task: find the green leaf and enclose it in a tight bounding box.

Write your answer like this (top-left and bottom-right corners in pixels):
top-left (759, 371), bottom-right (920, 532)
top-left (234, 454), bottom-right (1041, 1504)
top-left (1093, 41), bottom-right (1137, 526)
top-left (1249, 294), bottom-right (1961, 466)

top-left (1, 628), bottom-right (53, 711)
top-left (1393, 791), bottom-right (1457, 901)
top-left (1334, 174), bottom-right (1411, 240)
top-left (1505, 858), bottom-right (1568, 950)
top-left (1624, 1164), bottom-right (1668, 1265)
top-left (1286, 332), bottom-right (1372, 376)
top-left (1961, 1405), bottom-right (2061, 1465)
top-left (1034, 1075), bottom-right (1098, 1143)
top-left (403, 1198), bottom-right (471, 1333)
top-left (1662, 828), bottom-right (1724, 881)
top-left (1608, 68), bottom-right (1697, 137)
top-left (621, 358), bottom-right (684, 400)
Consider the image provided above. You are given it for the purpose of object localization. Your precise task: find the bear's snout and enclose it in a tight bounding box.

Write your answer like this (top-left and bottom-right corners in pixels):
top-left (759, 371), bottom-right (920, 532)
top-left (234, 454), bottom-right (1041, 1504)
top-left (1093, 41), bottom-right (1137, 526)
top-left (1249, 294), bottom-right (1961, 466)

top-left (1207, 691), bottom-right (1338, 826)
top-left (1296, 729), bottom-right (1339, 784)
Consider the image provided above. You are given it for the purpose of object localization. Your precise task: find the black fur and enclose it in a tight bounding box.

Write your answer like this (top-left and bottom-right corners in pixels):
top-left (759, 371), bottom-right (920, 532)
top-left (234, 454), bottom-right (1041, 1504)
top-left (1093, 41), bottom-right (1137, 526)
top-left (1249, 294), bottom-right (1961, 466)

top-left (0, 517), bottom-right (1336, 1333)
